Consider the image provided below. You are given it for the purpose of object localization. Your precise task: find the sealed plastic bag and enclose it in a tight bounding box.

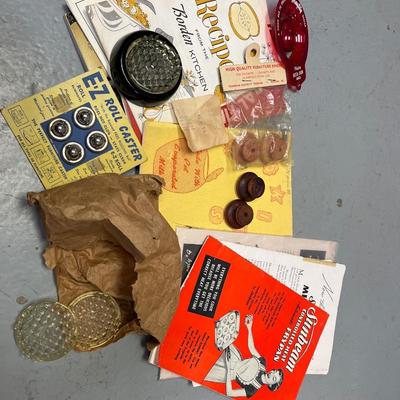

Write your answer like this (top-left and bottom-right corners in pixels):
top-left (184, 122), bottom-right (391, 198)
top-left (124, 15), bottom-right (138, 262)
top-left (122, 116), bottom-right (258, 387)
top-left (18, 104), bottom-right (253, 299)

top-left (222, 86), bottom-right (291, 129)
top-left (230, 128), bottom-right (291, 169)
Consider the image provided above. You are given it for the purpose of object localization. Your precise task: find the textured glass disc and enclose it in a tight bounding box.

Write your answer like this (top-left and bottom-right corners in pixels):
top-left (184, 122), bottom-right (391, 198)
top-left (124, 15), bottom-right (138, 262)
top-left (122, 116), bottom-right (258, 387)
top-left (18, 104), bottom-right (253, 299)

top-left (125, 34), bottom-right (181, 95)
top-left (14, 301), bottom-right (76, 361)
top-left (69, 292), bottom-right (121, 351)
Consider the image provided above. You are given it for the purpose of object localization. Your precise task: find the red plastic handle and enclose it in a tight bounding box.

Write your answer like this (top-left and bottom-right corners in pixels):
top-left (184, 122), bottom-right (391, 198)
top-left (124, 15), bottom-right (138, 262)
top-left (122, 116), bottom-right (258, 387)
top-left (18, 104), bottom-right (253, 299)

top-left (274, 0), bottom-right (309, 91)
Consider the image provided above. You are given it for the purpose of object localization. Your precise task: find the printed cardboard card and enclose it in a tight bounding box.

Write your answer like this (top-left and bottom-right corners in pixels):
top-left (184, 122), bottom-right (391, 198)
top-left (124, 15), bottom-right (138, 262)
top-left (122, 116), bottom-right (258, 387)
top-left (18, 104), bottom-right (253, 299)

top-left (140, 121), bottom-right (292, 236)
top-left (159, 237), bottom-right (329, 399)
top-left (1, 68), bottom-right (146, 189)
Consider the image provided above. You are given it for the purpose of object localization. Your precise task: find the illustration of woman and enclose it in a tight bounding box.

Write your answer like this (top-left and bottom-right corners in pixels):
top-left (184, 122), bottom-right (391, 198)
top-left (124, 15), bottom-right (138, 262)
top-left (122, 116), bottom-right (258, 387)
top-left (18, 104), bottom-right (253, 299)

top-left (205, 315), bottom-right (284, 398)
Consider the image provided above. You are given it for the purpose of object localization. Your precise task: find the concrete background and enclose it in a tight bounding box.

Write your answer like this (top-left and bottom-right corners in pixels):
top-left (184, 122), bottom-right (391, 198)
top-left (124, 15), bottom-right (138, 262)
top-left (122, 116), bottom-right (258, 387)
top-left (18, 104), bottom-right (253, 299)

top-left (0, 0), bottom-right (399, 399)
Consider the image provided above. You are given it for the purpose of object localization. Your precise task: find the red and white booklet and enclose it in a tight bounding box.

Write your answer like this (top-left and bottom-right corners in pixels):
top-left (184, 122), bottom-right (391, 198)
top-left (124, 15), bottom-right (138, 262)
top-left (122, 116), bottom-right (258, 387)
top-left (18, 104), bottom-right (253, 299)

top-left (159, 237), bottom-right (329, 399)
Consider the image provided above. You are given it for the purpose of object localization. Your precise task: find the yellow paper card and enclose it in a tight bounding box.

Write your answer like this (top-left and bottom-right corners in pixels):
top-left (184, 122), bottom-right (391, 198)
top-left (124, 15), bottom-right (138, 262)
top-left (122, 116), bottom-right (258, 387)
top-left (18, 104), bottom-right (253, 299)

top-left (1, 68), bottom-right (146, 189)
top-left (140, 121), bottom-right (292, 235)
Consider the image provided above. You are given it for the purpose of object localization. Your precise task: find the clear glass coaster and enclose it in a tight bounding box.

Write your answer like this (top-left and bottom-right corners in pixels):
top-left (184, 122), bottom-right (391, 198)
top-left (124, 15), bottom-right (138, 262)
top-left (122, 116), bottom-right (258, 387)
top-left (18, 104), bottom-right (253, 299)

top-left (125, 34), bottom-right (182, 95)
top-left (69, 292), bottom-right (121, 351)
top-left (14, 301), bottom-right (76, 361)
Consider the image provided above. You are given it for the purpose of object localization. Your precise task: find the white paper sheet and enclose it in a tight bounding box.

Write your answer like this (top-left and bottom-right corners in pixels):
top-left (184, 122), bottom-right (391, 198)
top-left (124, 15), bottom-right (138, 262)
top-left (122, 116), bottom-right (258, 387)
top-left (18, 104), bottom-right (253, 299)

top-left (176, 227), bottom-right (338, 262)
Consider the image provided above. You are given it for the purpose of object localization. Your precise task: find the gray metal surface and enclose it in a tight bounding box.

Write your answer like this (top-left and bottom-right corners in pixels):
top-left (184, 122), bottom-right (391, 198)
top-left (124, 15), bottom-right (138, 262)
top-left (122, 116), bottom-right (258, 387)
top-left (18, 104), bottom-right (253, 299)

top-left (0, 0), bottom-right (399, 399)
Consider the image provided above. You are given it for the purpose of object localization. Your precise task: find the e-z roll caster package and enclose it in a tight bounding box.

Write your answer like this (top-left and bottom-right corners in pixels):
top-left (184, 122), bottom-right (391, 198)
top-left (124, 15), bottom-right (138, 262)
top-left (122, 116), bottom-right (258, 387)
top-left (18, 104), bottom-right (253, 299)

top-left (2, 68), bottom-right (146, 189)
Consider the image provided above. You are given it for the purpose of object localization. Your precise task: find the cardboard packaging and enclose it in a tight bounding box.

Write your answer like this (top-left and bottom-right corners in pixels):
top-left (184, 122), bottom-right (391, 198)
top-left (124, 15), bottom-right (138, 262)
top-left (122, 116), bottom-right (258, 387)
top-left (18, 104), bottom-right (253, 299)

top-left (2, 68), bottom-right (146, 189)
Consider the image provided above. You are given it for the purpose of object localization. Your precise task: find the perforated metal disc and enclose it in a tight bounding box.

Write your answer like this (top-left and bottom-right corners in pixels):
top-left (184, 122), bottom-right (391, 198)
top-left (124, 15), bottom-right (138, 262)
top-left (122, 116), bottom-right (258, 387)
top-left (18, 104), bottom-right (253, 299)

top-left (125, 34), bottom-right (181, 95)
top-left (14, 301), bottom-right (76, 361)
top-left (69, 292), bottom-right (121, 351)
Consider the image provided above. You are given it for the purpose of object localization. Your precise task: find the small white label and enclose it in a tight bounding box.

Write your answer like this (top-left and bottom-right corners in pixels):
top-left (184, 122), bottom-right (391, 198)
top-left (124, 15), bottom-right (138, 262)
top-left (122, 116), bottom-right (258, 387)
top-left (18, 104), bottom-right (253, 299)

top-left (220, 62), bottom-right (287, 92)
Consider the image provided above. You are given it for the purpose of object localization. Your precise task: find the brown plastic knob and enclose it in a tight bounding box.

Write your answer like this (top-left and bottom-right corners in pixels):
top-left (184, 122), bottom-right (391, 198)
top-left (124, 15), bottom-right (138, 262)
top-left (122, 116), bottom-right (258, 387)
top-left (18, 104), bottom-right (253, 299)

top-left (270, 134), bottom-right (288, 161)
top-left (236, 172), bottom-right (265, 201)
top-left (224, 199), bottom-right (254, 229)
top-left (231, 139), bottom-right (246, 164)
top-left (231, 133), bottom-right (260, 165)
top-left (260, 133), bottom-right (288, 162)
top-left (240, 136), bottom-right (260, 162)
top-left (235, 202), bottom-right (254, 226)
top-left (260, 134), bottom-right (274, 163)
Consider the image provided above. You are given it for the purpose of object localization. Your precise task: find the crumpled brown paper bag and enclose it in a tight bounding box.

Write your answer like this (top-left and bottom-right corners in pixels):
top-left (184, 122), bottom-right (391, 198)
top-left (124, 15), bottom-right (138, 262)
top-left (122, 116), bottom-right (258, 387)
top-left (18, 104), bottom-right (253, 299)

top-left (27, 173), bottom-right (181, 345)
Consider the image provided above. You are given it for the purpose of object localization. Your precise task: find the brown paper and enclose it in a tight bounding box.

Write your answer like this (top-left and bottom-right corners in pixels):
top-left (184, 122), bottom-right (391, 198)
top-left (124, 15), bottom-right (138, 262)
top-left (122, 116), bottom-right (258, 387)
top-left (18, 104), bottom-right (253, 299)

top-left (172, 95), bottom-right (228, 152)
top-left (27, 173), bottom-right (181, 345)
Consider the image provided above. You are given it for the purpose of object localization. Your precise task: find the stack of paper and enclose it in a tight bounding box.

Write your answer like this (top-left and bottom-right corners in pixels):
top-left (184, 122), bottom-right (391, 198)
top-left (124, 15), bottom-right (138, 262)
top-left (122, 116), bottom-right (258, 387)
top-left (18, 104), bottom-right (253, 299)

top-left (151, 234), bottom-right (345, 399)
top-left (148, 228), bottom-right (345, 395)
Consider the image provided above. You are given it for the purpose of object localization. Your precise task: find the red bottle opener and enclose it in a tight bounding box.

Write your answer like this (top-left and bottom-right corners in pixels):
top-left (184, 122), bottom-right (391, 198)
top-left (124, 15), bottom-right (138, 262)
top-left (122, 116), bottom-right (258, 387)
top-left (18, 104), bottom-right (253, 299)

top-left (274, 0), bottom-right (309, 91)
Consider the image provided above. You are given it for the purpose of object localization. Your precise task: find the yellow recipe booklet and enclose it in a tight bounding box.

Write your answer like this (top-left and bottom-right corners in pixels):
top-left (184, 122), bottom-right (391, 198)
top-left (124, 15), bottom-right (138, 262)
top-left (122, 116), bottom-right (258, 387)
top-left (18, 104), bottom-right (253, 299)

top-left (140, 121), bottom-right (292, 235)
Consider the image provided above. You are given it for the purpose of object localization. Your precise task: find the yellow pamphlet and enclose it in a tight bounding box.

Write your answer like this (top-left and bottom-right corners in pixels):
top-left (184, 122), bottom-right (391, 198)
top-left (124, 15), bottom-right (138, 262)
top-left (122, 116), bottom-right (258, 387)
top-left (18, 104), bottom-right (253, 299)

top-left (140, 121), bottom-right (292, 235)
